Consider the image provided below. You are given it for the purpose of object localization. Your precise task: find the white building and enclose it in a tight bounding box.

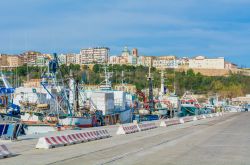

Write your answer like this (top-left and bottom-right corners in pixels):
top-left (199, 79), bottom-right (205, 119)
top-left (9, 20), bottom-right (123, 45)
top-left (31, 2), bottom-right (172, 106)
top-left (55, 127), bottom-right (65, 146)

top-left (178, 57), bottom-right (190, 67)
top-left (189, 56), bottom-right (225, 69)
top-left (66, 53), bottom-right (78, 65)
top-left (75, 54), bottom-right (81, 65)
top-left (109, 55), bottom-right (121, 64)
top-left (80, 47), bottom-right (109, 64)
top-left (152, 56), bottom-right (178, 69)
top-left (58, 54), bottom-right (67, 65)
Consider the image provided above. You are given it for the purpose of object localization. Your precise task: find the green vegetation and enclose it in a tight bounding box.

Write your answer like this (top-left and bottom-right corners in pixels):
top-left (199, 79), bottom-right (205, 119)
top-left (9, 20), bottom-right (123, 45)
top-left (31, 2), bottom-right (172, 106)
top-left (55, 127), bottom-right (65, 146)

top-left (2, 64), bottom-right (250, 98)
top-left (173, 69), bottom-right (249, 98)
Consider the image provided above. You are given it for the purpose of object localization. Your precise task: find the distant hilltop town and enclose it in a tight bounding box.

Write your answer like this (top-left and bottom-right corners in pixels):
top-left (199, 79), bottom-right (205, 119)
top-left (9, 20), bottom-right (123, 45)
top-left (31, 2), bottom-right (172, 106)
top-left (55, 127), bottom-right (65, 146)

top-left (0, 46), bottom-right (249, 76)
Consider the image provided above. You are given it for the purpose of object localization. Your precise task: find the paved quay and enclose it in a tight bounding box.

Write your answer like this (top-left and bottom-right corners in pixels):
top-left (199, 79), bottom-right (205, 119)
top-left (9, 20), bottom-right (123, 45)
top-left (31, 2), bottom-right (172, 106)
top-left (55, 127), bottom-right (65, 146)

top-left (1, 112), bottom-right (248, 165)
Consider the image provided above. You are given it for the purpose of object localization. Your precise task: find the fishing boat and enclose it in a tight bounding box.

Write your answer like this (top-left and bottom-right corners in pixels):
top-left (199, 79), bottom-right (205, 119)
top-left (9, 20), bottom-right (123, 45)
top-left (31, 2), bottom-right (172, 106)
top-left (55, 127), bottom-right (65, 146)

top-left (18, 54), bottom-right (95, 130)
top-left (13, 54), bottom-right (132, 134)
top-left (79, 66), bottom-right (132, 125)
top-left (179, 91), bottom-right (201, 117)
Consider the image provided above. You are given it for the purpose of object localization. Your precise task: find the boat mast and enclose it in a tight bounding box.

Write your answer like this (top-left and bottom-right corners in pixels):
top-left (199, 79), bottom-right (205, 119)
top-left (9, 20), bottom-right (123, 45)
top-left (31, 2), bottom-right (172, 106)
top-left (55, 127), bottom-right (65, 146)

top-left (100, 65), bottom-right (112, 91)
top-left (69, 70), bottom-right (75, 115)
top-left (147, 66), bottom-right (154, 113)
top-left (121, 70), bottom-right (125, 91)
top-left (160, 69), bottom-right (165, 96)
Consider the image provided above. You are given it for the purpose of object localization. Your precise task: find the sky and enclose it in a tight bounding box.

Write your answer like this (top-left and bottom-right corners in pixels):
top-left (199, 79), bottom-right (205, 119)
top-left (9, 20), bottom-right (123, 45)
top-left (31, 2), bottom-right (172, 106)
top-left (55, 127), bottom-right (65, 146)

top-left (0, 0), bottom-right (250, 67)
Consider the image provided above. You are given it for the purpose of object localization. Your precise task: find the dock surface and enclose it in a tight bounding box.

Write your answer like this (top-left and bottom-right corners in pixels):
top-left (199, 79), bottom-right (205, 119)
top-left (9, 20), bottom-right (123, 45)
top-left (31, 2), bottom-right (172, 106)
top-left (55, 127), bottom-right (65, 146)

top-left (1, 112), bottom-right (249, 165)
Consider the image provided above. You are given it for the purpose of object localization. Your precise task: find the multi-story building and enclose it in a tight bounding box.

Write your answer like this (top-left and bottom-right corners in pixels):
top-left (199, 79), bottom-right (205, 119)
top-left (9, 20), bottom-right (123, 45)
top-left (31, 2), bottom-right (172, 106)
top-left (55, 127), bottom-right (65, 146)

top-left (7, 55), bottom-right (23, 67)
top-left (80, 47), bottom-right (109, 64)
top-left (0, 54), bottom-right (9, 66)
top-left (109, 56), bottom-right (121, 64)
top-left (66, 53), bottom-right (77, 65)
top-left (128, 56), bottom-right (137, 65)
top-left (152, 56), bottom-right (178, 69)
top-left (21, 51), bottom-right (42, 65)
top-left (58, 54), bottom-right (67, 65)
top-left (75, 54), bottom-right (81, 65)
top-left (35, 55), bottom-right (46, 67)
top-left (178, 57), bottom-right (190, 67)
top-left (137, 56), bottom-right (154, 67)
top-left (189, 56), bottom-right (225, 69)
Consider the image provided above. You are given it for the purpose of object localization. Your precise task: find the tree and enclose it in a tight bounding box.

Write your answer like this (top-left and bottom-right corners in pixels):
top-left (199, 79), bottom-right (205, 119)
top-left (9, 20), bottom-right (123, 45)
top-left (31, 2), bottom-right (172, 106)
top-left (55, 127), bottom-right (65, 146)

top-left (93, 64), bottom-right (100, 73)
top-left (186, 69), bottom-right (195, 76)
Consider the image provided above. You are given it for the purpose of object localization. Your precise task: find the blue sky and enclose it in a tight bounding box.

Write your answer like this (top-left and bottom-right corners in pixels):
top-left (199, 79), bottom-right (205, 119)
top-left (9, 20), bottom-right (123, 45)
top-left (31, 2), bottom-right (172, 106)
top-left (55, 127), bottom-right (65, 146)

top-left (1, 0), bottom-right (250, 67)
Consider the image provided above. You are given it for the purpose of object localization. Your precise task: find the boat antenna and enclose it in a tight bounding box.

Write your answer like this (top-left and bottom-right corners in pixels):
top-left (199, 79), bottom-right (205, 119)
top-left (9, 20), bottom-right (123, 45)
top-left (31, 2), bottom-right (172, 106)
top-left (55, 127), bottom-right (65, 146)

top-left (99, 65), bottom-right (112, 90)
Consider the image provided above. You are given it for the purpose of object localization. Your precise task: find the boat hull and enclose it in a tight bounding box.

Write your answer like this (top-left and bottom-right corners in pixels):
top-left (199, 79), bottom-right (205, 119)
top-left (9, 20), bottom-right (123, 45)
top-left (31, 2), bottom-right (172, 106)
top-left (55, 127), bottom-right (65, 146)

top-left (23, 124), bottom-right (57, 135)
top-left (59, 117), bottom-right (93, 128)
top-left (119, 109), bottom-right (132, 123)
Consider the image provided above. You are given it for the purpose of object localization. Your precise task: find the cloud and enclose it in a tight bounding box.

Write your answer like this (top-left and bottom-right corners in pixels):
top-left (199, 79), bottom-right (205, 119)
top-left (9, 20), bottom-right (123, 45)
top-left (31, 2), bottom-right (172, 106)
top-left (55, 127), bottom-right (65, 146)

top-left (0, 0), bottom-right (250, 66)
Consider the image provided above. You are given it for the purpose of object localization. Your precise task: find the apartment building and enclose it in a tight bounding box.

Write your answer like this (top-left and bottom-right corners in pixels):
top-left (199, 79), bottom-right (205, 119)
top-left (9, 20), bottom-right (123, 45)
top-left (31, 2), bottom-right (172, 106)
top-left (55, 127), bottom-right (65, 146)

top-left (66, 53), bottom-right (77, 65)
top-left (35, 55), bottom-right (46, 67)
top-left (137, 56), bottom-right (154, 67)
top-left (0, 54), bottom-right (9, 66)
top-left (58, 54), bottom-right (67, 65)
top-left (80, 47), bottom-right (109, 64)
top-left (152, 56), bottom-right (178, 69)
top-left (21, 51), bottom-right (42, 65)
top-left (7, 55), bottom-right (23, 67)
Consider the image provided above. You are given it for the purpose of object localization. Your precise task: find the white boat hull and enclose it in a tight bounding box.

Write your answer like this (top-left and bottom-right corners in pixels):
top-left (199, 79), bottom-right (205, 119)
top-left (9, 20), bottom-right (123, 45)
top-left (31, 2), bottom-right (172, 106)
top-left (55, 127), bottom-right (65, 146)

top-left (24, 125), bottom-right (56, 135)
top-left (59, 117), bottom-right (93, 128)
top-left (21, 113), bottom-right (41, 123)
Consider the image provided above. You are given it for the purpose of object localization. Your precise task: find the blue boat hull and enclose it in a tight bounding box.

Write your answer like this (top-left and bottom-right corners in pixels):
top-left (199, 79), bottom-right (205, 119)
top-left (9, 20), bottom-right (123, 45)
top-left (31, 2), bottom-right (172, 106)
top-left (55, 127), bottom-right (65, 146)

top-left (0, 124), bottom-right (9, 135)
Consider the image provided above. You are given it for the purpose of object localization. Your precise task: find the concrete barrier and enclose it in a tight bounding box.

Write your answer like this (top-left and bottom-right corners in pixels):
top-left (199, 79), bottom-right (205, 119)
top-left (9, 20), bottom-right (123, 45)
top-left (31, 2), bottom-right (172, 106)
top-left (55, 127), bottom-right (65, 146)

top-left (85, 132), bottom-right (96, 141)
top-left (138, 122), bottom-right (157, 131)
top-left (116, 124), bottom-right (139, 135)
top-left (89, 132), bottom-right (98, 140)
top-left (75, 133), bottom-right (88, 143)
top-left (160, 118), bottom-right (181, 127)
top-left (103, 129), bottom-right (111, 138)
top-left (67, 134), bottom-right (81, 144)
top-left (81, 132), bottom-right (91, 141)
top-left (97, 129), bottom-right (110, 138)
top-left (0, 144), bottom-right (12, 159)
top-left (36, 137), bottom-right (64, 149)
top-left (36, 129), bottom-right (111, 149)
top-left (93, 130), bottom-right (102, 139)
top-left (61, 135), bottom-right (72, 144)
